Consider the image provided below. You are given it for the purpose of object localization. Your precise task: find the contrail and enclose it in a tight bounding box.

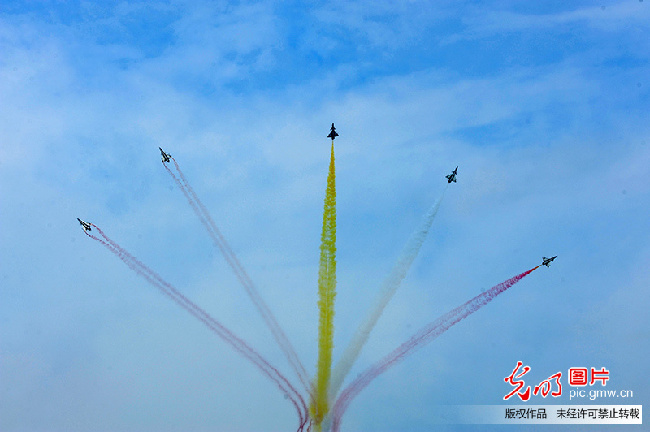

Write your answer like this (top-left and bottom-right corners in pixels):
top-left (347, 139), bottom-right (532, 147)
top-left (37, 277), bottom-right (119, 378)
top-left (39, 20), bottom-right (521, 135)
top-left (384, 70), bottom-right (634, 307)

top-left (84, 224), bottom-right (310, 432)
top-left (331, 266), bottom-right (540, 432)
top-left (329, 186), bottom-right (447, 402)
top-left (311, 142), bottom-right (338, 429)
top-left (162, 157), bottom-right (313, 398)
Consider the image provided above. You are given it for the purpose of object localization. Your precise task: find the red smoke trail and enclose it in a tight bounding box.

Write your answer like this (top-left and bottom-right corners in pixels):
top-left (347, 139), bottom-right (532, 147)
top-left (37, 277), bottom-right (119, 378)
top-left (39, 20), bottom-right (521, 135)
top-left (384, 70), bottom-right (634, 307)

top-left (163, 159), bottom-right (313, 398)
top-left (331, 266), bottom-right (539, 432)
top-left (85, 225), bottom-right (310, 431)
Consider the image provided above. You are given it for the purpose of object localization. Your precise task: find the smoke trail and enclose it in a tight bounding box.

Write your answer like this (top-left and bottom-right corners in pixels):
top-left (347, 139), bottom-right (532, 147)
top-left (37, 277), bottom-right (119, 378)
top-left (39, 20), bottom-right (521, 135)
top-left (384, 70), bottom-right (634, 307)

top-left (84, 225), bottom-right (310, 432)
top-left (329, 186), bottom-right (447, 402)
top-left (312, 142), bottom-right (338, 427)
top-left (331, 266), bottom-right (540, 432)
top-left (162, 158), bottom-right (313, 397)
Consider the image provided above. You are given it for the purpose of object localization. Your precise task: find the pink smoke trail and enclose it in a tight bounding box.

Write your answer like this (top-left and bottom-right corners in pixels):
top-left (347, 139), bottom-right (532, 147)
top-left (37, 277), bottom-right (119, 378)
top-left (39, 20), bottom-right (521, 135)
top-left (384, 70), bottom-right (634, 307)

top-left (163, 158), bottom-right (313, 399)
top-left (330, 266), bottom-right (539, 432)
top-left (85, 224), bottom-right (310, 431)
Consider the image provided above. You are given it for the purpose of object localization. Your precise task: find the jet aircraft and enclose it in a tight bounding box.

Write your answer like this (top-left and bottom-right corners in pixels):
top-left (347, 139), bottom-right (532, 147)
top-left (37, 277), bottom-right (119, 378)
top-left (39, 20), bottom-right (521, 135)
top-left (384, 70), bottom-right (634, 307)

top-left (159, 147), bottom-right (171, 163)
top-left (446, 166), bottom-right (458, 183)
top-left (327, 123), bottom-right (339, 140)
top-left (542, 256), bottom-right (557, 267)
top-left (77, 218), bottom-right (92, 232)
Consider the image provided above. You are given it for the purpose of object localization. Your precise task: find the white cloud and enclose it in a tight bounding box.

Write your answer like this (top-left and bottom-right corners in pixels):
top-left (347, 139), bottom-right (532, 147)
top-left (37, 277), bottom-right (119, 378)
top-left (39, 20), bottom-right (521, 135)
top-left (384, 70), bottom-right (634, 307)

top-left (1, 1), bottom-right (649, 430)
top-left (446, 1), bottom-right (650, 41)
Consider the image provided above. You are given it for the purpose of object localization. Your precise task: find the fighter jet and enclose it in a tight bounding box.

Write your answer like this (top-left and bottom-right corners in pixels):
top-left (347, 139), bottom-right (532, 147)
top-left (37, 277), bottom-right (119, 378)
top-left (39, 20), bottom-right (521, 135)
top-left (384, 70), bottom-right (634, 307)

top-left (77, 218), bottom-right (92, 232)
top-left (542, 256), bottom-right (557, 267)
top-left (327, 123), bottom-right (339, 140)
top-left (446, 166), bottom-right (458, 183)
top-left (159, 147), bottom-right (171, 163)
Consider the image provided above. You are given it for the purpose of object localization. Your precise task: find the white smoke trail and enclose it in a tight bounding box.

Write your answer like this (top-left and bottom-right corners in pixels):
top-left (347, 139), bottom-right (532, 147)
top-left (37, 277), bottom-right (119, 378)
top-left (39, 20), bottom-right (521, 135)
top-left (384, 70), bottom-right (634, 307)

top-left (328, 185), bottom-right (447, 402)
top-left (163, 158), bottom-right (313, 398)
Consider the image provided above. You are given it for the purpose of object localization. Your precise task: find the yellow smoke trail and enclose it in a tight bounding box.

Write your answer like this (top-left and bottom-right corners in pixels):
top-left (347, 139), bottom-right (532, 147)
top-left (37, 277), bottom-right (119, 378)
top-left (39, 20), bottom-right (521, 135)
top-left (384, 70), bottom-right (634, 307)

top-left (312, 141), bottom-right (337, 428)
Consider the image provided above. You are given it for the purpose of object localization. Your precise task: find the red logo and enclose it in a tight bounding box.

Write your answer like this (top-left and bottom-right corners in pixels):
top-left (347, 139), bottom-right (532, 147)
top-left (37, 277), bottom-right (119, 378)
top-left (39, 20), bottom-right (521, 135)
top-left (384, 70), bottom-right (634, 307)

top-left (568, 366), bottom-right (610, 387)
top-left (504, 361), bottom-right (562, 401)
top-left (568, 367), bottom-right (588, 386)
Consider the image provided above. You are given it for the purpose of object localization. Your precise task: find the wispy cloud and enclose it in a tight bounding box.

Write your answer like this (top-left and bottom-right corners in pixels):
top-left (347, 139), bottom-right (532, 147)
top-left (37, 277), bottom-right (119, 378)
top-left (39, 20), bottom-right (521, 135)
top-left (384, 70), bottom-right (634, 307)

top-left (447, 1), bottom-right (650, 39)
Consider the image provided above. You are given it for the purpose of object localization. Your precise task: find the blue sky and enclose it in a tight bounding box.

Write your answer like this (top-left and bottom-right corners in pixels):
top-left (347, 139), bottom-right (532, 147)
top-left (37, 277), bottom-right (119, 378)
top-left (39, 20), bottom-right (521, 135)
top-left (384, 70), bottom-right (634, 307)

top-left (1, 1), bottom-right (649, 431)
